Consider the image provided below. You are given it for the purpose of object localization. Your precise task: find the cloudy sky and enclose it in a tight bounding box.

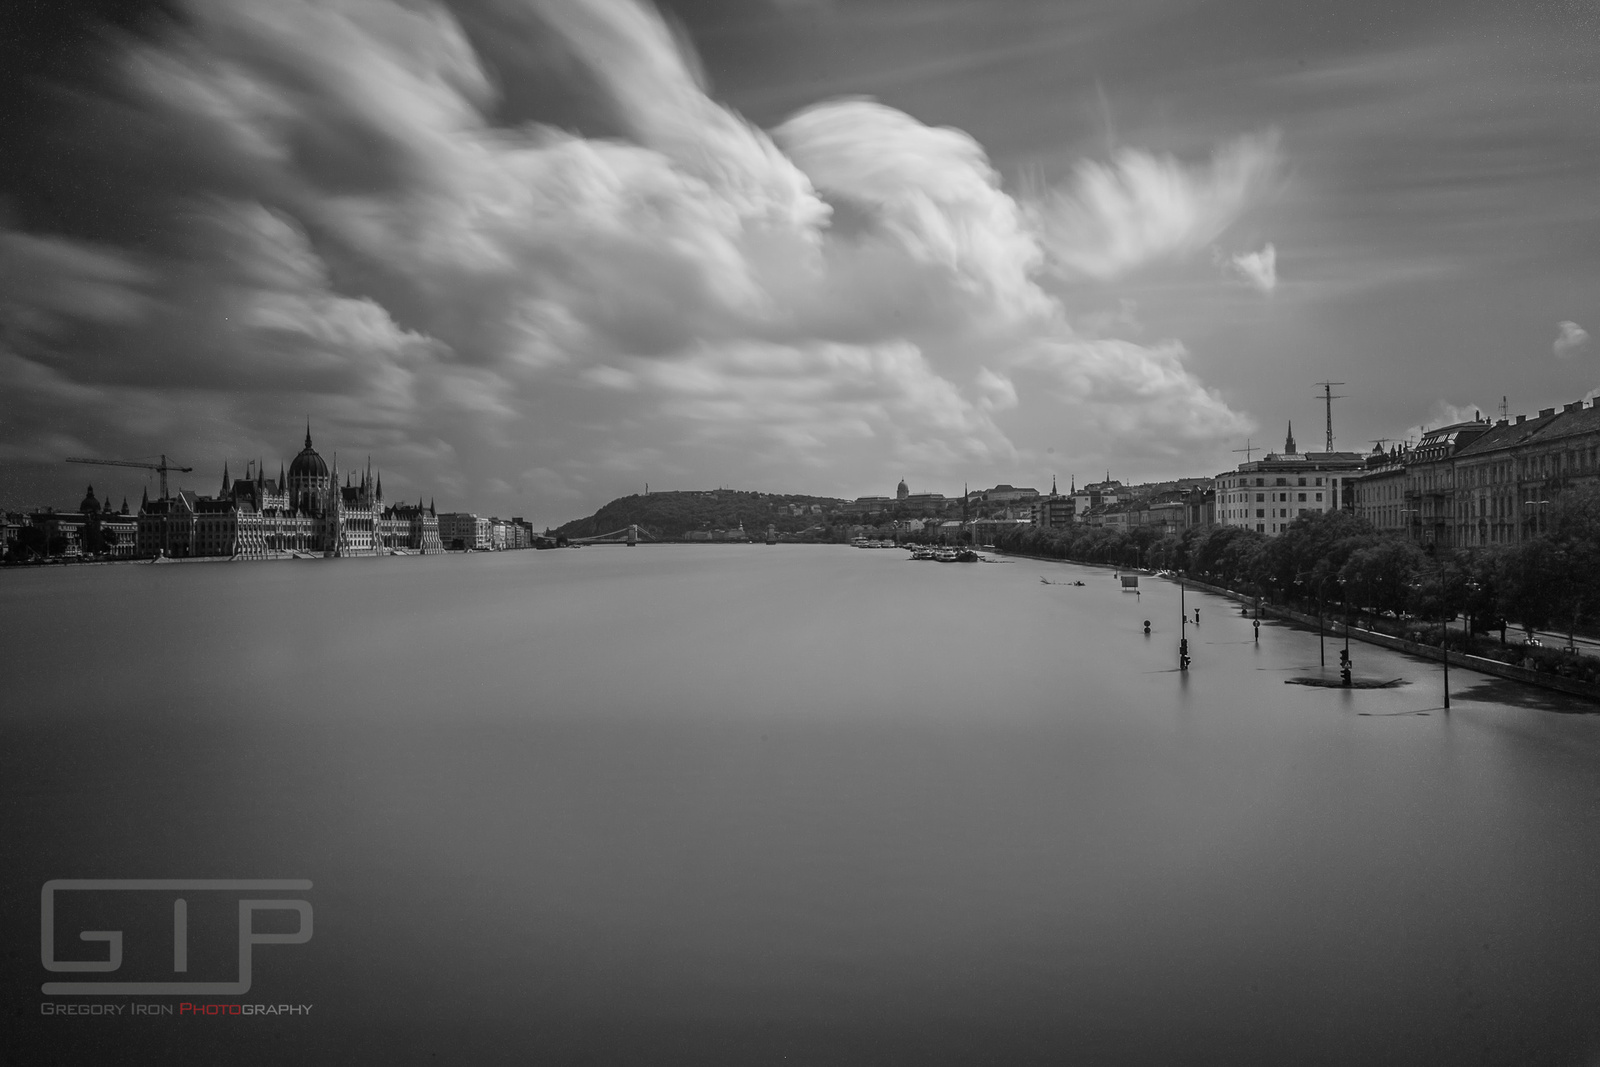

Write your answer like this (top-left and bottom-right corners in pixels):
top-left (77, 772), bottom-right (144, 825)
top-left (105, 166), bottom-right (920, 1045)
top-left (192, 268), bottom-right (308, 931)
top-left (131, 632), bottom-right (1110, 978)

top-left (1, 0), bottom-right (1596, 524)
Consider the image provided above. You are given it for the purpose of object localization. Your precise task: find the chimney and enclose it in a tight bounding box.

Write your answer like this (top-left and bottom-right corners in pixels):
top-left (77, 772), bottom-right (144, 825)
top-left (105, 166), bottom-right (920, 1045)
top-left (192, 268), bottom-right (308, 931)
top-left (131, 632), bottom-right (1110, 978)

top-left (1539, 407), bottom-right (1555, 417)
top-left (1564, 401), bottom-right (1581, 412)
top-left (1516, 415), bottom-right (1526, 424)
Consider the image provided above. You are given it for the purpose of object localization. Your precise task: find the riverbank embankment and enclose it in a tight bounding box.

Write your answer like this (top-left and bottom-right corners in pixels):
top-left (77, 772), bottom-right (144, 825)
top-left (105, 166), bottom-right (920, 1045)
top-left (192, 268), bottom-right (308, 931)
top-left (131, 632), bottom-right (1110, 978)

top-left (997, 548), bottom-right (1600, 708)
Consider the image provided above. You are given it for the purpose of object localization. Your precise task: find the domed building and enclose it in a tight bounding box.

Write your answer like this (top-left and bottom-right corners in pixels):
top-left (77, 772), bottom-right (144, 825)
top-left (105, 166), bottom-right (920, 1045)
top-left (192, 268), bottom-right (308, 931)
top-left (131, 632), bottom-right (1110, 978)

top-left (896, 478), bottom-right (909, 500)
top-left (286, 424), bottom-right (332, 516)
top-left (137, 423), bottom-right (442, 559)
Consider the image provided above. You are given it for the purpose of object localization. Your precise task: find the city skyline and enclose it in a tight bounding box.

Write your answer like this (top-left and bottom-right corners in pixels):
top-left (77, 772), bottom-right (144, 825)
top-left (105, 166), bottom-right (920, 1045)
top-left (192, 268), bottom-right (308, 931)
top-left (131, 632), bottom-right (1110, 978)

top-left (2, 0), bottom-right (1596, 529)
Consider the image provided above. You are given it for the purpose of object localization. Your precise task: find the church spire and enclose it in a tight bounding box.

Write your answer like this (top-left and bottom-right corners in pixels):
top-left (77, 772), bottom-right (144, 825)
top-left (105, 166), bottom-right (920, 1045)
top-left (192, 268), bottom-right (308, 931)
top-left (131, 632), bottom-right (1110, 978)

top-left (1285, 421), bottom-right (1297, 455)
top-left (141, 486), bottom-right (149, 511)
top-left (1051, 474), bottom-right (1057, 495)
top-left (305, 418), bottom-right (313, 450)
top-left (221, 461), bottom-right (230, 496)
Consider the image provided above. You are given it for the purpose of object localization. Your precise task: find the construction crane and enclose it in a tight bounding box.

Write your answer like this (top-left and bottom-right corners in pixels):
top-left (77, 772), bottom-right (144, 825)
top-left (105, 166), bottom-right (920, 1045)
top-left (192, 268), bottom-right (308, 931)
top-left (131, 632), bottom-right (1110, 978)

top-left (66, 454), bottom-right (193, 500)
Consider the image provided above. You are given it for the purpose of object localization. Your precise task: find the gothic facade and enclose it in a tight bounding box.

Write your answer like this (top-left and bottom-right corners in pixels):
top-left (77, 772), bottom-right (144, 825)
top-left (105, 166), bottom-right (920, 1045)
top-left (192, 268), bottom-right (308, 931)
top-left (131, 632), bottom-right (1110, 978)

top-left (136, 427), bottom-right (443, 559)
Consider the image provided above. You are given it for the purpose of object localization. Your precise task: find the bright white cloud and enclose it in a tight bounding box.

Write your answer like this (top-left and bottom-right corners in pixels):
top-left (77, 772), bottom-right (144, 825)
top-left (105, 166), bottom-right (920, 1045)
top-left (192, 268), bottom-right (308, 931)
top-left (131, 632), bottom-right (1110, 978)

top-left (1222, 243), bottom-right (1278, 292)
top-left (0, 0), bottom-right (1277, 520)
top-left (1554, 320), bottom-right (1589, 358)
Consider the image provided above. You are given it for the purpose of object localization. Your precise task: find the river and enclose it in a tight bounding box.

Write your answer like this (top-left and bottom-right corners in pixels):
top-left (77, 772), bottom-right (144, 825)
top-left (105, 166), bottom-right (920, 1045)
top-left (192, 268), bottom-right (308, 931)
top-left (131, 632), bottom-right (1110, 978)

top-left (5, 545), bottom-right (1600, 1064)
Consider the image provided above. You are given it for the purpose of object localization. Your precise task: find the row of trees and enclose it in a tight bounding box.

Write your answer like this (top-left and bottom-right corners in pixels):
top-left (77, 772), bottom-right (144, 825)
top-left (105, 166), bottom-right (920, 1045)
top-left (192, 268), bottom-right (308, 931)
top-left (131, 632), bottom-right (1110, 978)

top-left (994, 485), bottom-right (1600, 643)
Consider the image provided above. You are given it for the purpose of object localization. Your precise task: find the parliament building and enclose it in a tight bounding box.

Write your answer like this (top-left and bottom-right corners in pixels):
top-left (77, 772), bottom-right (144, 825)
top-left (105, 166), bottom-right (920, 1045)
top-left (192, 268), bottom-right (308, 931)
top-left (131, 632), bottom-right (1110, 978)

top-left (137, 426), bottom-right (443, 559)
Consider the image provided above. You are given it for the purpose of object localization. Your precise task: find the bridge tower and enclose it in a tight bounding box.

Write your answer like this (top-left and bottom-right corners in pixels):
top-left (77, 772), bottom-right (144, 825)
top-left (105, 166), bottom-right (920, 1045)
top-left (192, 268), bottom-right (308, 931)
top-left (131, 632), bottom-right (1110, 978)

top-left (627, 524), bottom-right (637, 546)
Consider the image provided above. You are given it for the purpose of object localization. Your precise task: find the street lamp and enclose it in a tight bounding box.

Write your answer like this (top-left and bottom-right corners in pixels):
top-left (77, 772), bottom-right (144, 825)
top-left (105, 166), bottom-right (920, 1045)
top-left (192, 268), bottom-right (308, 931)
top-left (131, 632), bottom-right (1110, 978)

top-left (1179, 574), bottom-right (1190, 671)
top-left (1436, 558), bottom-right (1453, 709)
top-left (1335, 576), bottom-right (1353, 685)
top-left (1523, 498), bottom-right (1549, 538)
top-left (1296, 571), bottom-right (1333, 667)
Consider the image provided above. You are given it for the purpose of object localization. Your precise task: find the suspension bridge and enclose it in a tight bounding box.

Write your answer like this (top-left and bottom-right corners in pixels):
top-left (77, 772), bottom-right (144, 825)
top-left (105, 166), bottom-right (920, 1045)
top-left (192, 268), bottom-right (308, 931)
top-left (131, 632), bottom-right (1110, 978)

top-left (568, 524), bottom-right (653, 546)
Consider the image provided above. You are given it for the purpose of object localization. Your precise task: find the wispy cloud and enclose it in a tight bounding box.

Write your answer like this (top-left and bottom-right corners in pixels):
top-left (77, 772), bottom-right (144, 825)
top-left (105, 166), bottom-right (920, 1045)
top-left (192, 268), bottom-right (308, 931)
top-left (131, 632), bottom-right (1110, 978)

top-left (1026, 132), bottom-right (1282, 282)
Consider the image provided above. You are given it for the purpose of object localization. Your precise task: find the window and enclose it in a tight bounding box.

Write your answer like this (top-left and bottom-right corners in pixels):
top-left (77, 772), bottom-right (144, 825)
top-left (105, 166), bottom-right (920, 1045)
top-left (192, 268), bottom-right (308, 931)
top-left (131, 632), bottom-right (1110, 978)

top-left (1256, 509), bottom-right (1265, 518)
top-left (1315, 493), bottom-right (1323, 502)
top-left (1256, 493), bottom-right (1264, 502)
top-left (1276, 477), bottom-right (1287, 486)
top-left (1298, 477), bottom-right (1307, 486)
top-left (1315, 477), bottom-right (1323, 486)
top-left (1257, 523), bottom-right (1265, 532)
top-left (1298, 493), bottom-right (1306, 502)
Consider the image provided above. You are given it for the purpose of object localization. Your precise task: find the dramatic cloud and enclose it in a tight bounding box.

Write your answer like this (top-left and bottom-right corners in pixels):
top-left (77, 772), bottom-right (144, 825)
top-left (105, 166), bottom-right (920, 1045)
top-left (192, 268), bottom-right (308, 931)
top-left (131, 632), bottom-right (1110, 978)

top-left (0, 0), bottom-right (1276, 519)
top-left (1220, 243), bottom-right (1278, 293)
top-left (1027, 133), bottom-right (1281, 281)
top-left (1554, 321), bottom-right (1590, 358)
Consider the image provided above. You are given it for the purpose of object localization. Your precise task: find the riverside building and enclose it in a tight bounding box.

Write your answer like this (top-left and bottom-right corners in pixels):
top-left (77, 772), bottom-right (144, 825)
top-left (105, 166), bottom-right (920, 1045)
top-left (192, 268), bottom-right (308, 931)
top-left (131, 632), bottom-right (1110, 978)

top-left (1216, 424), bottom-right (1365, 536)
top-left (135, 426), bottom-right (443, 559)
top-left (1360, 400), bottom-right (1600, 549)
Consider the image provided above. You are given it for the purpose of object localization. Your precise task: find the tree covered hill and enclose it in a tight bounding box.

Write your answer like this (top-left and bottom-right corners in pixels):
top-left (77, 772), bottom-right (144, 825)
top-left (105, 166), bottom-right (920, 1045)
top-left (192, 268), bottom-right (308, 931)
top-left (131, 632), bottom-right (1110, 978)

top-left (551, 490), bottom-right (851, 540)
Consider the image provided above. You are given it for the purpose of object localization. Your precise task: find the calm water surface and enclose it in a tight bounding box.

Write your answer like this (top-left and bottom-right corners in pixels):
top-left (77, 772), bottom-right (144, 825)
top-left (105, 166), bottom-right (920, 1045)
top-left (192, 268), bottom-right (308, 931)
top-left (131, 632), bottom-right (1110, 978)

top-left (5, 546), bottom-right (1600, 1065)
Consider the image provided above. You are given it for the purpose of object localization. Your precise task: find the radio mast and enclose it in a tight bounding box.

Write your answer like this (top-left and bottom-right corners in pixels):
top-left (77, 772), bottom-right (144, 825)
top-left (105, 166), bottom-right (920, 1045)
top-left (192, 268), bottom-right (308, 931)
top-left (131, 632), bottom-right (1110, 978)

top-left (1315, 381), bottom-right (1346, 452)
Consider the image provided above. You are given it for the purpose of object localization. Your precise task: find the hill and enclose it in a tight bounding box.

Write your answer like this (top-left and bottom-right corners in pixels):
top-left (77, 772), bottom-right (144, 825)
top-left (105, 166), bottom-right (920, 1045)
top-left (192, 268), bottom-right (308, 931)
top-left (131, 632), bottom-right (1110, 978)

top-left (551, 490), bottom-right (852, 541)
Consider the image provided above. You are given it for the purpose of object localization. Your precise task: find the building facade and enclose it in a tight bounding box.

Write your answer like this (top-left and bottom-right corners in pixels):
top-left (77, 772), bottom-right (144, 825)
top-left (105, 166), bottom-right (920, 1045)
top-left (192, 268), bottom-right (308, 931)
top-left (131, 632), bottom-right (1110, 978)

top-left (1216, 426), bottom-right (1366, 536)
top-left (1393, 401), bottom-right (1600, 549)
top-left (437, 512), bottom-right (491, 551)
top-left (1350, 451), bottom-right (1410, 534)
top-left (135, 428), bottom-right (442, 559)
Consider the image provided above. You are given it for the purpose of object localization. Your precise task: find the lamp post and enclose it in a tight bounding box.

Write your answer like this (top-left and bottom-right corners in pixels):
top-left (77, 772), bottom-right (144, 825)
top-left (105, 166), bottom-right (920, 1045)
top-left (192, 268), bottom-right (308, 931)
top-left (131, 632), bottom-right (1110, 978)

top-left (1320, 577), bottom-right (1327, 666)
top-left (1179, 573), bottom-right (1190, 671)
top-left (1438, 558), bottom-right (1452, 709)
top-left (1336, 576), bottom-right (1353, 685)
top-left (1303, 573), bottom-right (1331, 666)
top-left (1523, 498), bottom-right (1549, 539)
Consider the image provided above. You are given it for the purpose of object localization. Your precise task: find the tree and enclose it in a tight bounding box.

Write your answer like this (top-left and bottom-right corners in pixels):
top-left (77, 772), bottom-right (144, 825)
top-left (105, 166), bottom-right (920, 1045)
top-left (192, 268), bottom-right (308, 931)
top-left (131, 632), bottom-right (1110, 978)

top-left (1339, 539), bottom-right (1426, 620)
top-left (1493, 538), bottom-right (1568, 641)
top-left (1546, 482), bottom-right (1600, 635)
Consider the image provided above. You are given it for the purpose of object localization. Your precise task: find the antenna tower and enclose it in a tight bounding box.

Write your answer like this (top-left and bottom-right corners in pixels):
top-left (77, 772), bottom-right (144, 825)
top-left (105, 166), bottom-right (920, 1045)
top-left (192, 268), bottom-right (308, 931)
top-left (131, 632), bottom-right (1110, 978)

top-left (1314, 381), bottom-right (1346, 452)
top-left (1232, 438), bottom-right (1258, 464)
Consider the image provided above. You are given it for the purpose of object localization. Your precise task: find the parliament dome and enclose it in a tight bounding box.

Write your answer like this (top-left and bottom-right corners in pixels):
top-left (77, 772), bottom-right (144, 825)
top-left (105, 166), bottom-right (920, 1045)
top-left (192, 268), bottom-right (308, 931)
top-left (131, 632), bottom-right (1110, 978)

top-left (289, 427), bottom-right (329, 480)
